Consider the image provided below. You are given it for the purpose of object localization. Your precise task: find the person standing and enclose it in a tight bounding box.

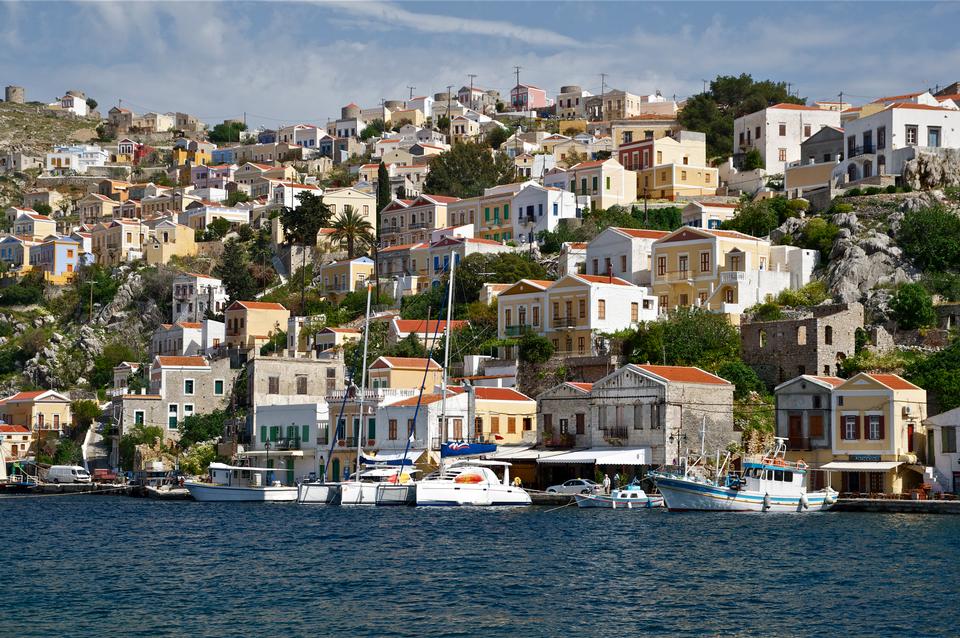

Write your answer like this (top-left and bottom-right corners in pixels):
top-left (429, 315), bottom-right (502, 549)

top-left (603, 473), bottom-right (611, 494)
top-left (613, 472), bottom-right (621, 491)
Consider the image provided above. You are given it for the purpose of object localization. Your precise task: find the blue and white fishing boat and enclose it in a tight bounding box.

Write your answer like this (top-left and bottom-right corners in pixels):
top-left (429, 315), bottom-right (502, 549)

top-left (650, 438), bottom-right (837, 512)
top-left (575, 483), bottom-right (664, 509)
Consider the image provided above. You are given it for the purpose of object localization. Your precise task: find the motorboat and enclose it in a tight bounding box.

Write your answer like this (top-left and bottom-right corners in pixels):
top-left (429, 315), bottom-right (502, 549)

top-left (415, 460), bottom-right (531, 507)
top-left (575, 483), bottom-right (664, 509)
top-left (650, 438), bottom-right (837, 512)
top-left (341, 467), bottom-right (417, 506)
top-left (296, 481), bottom-right (342, 505)
top-left (184, 462), bottom-right (297, 502)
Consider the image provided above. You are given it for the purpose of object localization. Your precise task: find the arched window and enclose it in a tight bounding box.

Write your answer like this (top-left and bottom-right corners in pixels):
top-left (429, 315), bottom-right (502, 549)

top-left (825, 325), bottom-right (834, 345)
top-left (797, 325), bottom-right (807, 345)
top-left (759, 329), bottom-right (767, 348)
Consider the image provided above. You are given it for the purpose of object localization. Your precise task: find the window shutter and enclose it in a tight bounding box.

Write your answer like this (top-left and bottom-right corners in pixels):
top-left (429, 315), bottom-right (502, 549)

top-left (878, 415), bottom-right (885, 440)
top-left (855, 415), bottom-right (862, 439)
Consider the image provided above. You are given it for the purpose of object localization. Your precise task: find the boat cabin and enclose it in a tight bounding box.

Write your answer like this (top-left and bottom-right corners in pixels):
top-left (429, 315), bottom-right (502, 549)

top-left (209, 462), bottom-right (284, 488)
top-left (740, 461), bottom-right (807, 495)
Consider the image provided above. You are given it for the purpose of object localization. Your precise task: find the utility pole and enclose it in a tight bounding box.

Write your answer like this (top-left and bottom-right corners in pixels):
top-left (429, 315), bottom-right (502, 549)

top-left (702, 79), bottom-right (708, 94)
top-left (600, 73), bottom-right (608, 119)
top-left (787, 82), bottom-right (793, 97)
top-left (446, 84), bottom-right (453, 139)
top-left (468, 74), bottom-right (477, 111)
top-left (407, 85), bottom-right (415, 100)
top-left (514, 66), bottom-right (522, 110)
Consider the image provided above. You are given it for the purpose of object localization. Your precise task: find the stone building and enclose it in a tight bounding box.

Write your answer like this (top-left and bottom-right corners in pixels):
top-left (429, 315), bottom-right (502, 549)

top-left (245, 351), bottom-right (345, 434)
top-left (5, 86), bottom-right (25, 104)
top-left (741, 303), bottom-right (863, 387)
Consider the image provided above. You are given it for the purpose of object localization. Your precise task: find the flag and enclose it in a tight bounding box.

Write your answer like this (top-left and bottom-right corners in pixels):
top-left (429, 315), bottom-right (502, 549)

top-left (493, 434), bottom-right (504, 441)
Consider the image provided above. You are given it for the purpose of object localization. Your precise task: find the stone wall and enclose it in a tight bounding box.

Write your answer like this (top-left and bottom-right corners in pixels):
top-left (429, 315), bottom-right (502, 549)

top-left (741, 303), bottom-right (864, 387)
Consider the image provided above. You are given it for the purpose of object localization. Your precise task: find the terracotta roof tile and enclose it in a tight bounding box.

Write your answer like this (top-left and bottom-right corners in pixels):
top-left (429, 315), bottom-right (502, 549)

top-left (614, 227), bottom-right (670, 239)
top-left (575, 274), bottom-right (633, 286)
top-left (637, 365), bottom-right (731, 385)
top-left (866, 373), bottom-right (922, 391)
top-left (566, 382), bottom-right (593, 392)
top-left (156, 356), bottom-right (208, 367)
top-left (373, 356), bottom-right (442, 370)
top-left (228, 301), bottom-right (289, 311)
top-left (393, 319), bottom-right (469, 333)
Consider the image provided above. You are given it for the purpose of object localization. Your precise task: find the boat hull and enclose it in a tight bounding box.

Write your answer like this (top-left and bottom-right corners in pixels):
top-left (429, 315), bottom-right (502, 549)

top-left (415, 482), bottom-right (531, 507)
top-left (654, 476), bottom-right (833, 512)
top-left (297, 482), bottom-right (341, 505)
top-left (185, 482), bottom-right (297, 502)
top-left (575, 493), bottom-right (664, 509)
top-left (340, 482), bottom-right (379, 505)
top-left (375, 484), bottom-right (416, 506)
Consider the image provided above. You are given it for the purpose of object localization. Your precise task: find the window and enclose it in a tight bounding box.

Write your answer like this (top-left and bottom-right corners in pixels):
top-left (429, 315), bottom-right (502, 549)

top-left (578, 299), bottom-right (586, 318)
top-left (843, 415), bottom-right (859, 440)
top-left (296, 375), bottom-right (308, 395)
top-left (592, 176), bottom-right (598, 192)
top-left (679, 293), bottom-right (689, 306)
top-left (183, 379), bottom-right (194, 395)
top-left (533, 306), bottom-right (540, 326)
top-left (389, 419), bottom-right (398, 440)
top-left (778, 148), bottom-right (787, 162)
top-left (214, 379), bottom-right (224, 395)
top-left (942, 426), bottom-right (957, 454)
top-left (867, 415), bottom-right (884, 440)
top-left (698, 291), bottom-right (707, 305)
top-left (577, 336), bottom-right (585, 353)
top-left (268, 376), bottom-right (280, 394)
top-left (134, 410), bottom-right (145, 425)
top-left (813, 396), bottom-right (822, 409)
top-left (700, 251), bottom-right (710, 273)
top-left (631, 302), bottom-right (639, 322)
top-left (598, 299), bottom-right (606, 320)
top-left (168, 404), bottom-right (178, 429)
top-left (605, 176), bottom-right (611, 190)
top-left (507, 417), bottom-right (516, 434)
top-left (657, 256), bottom-right (666, 277)
top-left (620, 255), bottom-right (627, 272)
top-left (755, 126), bottom-right (761, 139)
top-left (681, 170), bottom-right (687, 180)
top-left (183, 404), bottom-right (194, 418)
top-left (928, 126), bottom-right (942, 148)
top-left (659, 294), bottom-right (668, 309)
top-left (503, 204), bottom-right (509, 220)
top-left (491, 417), bottom-right (500, 434)
top-left (905, 125), bottom-right (918, 145)
top-left (576, 413), bottom-right (585, 435)
top-left (678, 255), bottom-right (688, 277)
top-left (824, 326), bottom-right (833, 345)
top-left (877, 126), bottom-right (886, 150)
top-left (778, 123), bottom-right (787, 136)
top-left (804, 124), bottom-right (811, 137)
top-left (797, 326), bottom-right (807, 345)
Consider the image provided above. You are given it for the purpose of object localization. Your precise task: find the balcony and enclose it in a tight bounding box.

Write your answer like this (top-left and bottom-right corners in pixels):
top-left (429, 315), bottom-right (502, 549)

top-left (848, 144), bottom-right (875, 158)
top-left (521, 215), bottom-right (537, 225)
top-left (601, 426), bottom-right (628, 442)
top-left (408, 221), bottom-right (430, 230)
top-left (268, 437), bottom-right (302, 451)
top-left (720, 271), bottom-right (747, 284)
top-left (504, 324), bottom-right (534, 337)
top-left (551, 316), bottom-right (581, 329)
top-left (544, 433), bottom-right (576, 449)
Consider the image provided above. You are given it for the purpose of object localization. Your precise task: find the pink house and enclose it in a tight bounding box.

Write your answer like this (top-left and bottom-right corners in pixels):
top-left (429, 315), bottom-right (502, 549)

top-left (510, 84), bottom-right (548, 111)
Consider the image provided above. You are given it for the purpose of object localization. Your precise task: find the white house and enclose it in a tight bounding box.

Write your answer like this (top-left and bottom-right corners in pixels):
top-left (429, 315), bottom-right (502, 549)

top-left (375, 391), bottom-right (468, 456)
top-left (172, 272), bottom-right (228, 323)
top-left (733, 104), bottom-right (841, 172)
top-left (681, 202), bottom-right (740, 229)
top-left (179, 205), bottom-right (250, 232)
top-left (585, 226), bottom-right (669, 286)
top-left (923, 407), bottom-right (960, 494)
top-left (833, 100), bottom-right (960, 185)
top-left (58, 93), bottom-right (88, 117)
top-left (406, 96), bottom-right (434, 118)
top-left (511, 184), bottom-right (578, 246)
top-left (272, 182), bottom-right (322, 208)
top-left (45, 145), bottom-right (108, 175)
top-left (150, 319), bottom-right (225, 357)
top-left (250, 402), bottom-right (331, 483)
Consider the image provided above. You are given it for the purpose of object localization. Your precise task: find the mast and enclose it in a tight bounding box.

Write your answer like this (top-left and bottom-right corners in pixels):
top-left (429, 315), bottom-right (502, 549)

top-left (354, 283), bottom-right (373, 480)
top-left (439, 250), bottom-right (456, 472)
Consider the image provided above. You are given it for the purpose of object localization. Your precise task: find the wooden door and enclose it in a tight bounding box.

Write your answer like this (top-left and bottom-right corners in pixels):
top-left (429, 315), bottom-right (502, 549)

top-left (788, 415), bottom-right (803, 449)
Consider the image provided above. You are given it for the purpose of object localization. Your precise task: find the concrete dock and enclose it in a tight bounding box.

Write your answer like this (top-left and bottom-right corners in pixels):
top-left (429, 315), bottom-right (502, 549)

top-left (833, 498), bottom-right (960, 515)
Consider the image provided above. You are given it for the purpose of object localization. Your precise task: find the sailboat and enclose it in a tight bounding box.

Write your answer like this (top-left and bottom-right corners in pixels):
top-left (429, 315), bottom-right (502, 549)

top-left (413, 251), bottom-right (531, 507)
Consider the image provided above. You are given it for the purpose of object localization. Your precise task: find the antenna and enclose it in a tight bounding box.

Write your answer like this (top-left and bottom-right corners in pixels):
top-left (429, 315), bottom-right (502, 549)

top-left (600, 73), bottom-right (608, 119)
top-left (468, 73), bottom-right (477, 111)
top-left (702, 79), bottom-right (708, 94)
top-left (514, 66), bottom-right (522, 109)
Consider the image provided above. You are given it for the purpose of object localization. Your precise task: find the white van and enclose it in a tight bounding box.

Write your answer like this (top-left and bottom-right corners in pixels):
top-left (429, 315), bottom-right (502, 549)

top-left (46, 465), bottom-right (92, 484)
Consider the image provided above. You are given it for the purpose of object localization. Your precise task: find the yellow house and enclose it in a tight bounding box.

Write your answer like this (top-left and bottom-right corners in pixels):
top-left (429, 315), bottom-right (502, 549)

top-left (313, 327), bottom-right (361, 352)
top-left (609, 115), bottom-right (680, 148)
top-left (0, 390), bottom-right (73, 436)
top-left (143, 220), bottom-right (197, 265)
top-left (318, 257), bottom-right (375, 302)
top-left (172, 146), bottom-right (211, 167)
top-left (543, 158), bottom-right (637, 210)
top-left (12, 212), bottom-right (57, 240)
top-left (78, 193), bottom-right (121, 225)
top-left (650, 226), bottom-right (815, 324)
top-left (368, 356), bottom-right (443, 390)
top-left (452, 386), bottom-right (536, 445)
top-left (224, 300), bottom-right (290, 350)
top-left (825, 373), bottom-right (927, 494)
top-left (619, 132), bottom-right (717, 201)
top-left (91, 219), bottom-right (145, 266)
top-left (478, 181), bottom-right (533, 242)
top-left (322, 187), bottom-right (377, 228)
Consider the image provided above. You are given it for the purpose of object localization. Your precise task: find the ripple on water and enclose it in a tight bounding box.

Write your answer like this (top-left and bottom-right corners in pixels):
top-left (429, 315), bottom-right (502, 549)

top-left (0, 496), bottom-right (958, 637)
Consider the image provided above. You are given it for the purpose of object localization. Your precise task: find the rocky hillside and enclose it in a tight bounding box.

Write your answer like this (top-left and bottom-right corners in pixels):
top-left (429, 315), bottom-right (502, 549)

top-left (0, 101), bottom-right (99, 156)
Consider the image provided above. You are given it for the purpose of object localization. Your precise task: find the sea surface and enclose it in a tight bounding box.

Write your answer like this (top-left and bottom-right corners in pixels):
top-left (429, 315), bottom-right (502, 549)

top-left (1, 495), bottom-right (958, 637)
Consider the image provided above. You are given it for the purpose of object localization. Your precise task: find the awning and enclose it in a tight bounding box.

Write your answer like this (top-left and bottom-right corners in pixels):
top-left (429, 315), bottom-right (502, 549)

top-left (487, 446), bottom-right (570, 461)
top-left (538, 448), bottom-right (651, 466)
top-left (818, 461), bottom-right (903, 472)
top-left (361, 450), bottom-right (425, 465)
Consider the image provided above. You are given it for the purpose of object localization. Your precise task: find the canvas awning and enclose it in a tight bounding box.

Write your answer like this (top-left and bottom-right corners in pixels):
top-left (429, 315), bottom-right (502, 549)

top-left (818, 461), bottom-right (903, 472)
top-left (488, 446), bottom-right (570, 461)
top-left (538, 448), bottom-right (651, 466)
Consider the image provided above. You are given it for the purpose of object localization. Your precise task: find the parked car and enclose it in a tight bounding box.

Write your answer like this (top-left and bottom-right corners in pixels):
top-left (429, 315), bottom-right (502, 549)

top-left (46, 465), bottom-right (92, 484)
top-left (92, 468), bottom-right (119, 483)
top-left (546, 478), bottom-right (601, 495)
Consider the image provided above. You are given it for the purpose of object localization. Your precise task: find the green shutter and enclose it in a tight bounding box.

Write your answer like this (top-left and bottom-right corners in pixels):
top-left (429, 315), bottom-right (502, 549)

top-left (287, 425), bottom-right (296, 440)
top-left (353, 418), bottom-right (360, 440)
top-left (215, 380), bottom-right (224, 395)
top-left (592, 176), bottom-right (598, 191)
top-left (503, 204), bottom-right (509, 220)
top-left (484, 207), bottom-right (490, 221)
top-left (368, 417), bottom-right (376, 440)
top-left (302, 424), bottom-right (309, 443)
top-left (270, 426), bottom-right (279, 442)
top-left (260, 426), bottom-right (267, 443)
top-left (606, 176), bottom-right (611, 189)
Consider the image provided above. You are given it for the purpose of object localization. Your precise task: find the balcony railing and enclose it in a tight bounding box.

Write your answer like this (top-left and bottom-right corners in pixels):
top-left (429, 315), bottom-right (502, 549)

top-left (504, 324), bottom-right (534, 337)
top-left (544, 433), bottom-right (576, 449)
top-left (601, 426), bottom-right (628, 441)
top-left (521, 215), bottom-right (537, 225)
top-left (408, 221), bottom-right (430, 230)
top-left (848, 144), bottom-right (875, 158)
top-left (720, 271), bottom-right (747, 284)
top-left (551, 316), bottom-right (581, 328)
top-left (265, 437), bottom-right (301, 451)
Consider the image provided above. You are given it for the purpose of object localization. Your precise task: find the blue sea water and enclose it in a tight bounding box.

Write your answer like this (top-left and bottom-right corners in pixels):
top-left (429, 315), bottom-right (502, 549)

top-left (1, 496), bottom-right (958, 637)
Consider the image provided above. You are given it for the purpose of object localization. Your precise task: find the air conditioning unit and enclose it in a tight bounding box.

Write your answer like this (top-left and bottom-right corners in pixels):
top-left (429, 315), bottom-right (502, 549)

top-left (902, 405), bottom-right (914, 417)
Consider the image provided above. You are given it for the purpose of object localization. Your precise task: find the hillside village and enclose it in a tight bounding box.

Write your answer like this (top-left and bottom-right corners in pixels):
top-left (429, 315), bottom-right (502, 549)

top-left (4, 76), bottom-right (960, 497)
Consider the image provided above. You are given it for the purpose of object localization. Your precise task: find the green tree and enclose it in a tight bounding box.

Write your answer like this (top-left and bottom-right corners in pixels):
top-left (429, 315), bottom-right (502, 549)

top-left (622, 307), bottom-right (740, 370)
top-left (209, 121), bottom-right (247, 144)
top-left (518, 332), bottom-right (554, 363)
top-left (897, 204), bottom-right (960, 271)
top-left (85, 98), bottom-right (98, 111)
top-left (180, 441), bottom-right (217, 476)
top-left (455, 253), bottom-right (549, 304)
top-left (53, 439), bottom-right (83, 465)
top-left (386, 333), bottom-right (428, 358)
top-left (119, 425), bottom-right (164, 471)
top-left (678, 74), bottom-right (804, 159)
top-left (424, 142), bottom-right (516, 198)
top-left (742, 149), bottom-right (763, 170)
top-left (72, 399), bottom-right (102, 431)
top-left (360, 119), bottom-right (386, 141)
top-left (206, 216), bottom-right (231, 239)
top-left (721, 198), bottom-right (802, 238)
top-left (485, 125), bottom-right (511, 150)
top-left (33, 203), bottom-right (53, 216)
top-left (716, 360), bottom-right (766, 399)
top-left (178, 409), bottom-right (228, 448)
top-left (281, 191), bottom-right (333, 311)
top-left (90, 343), bottom-right (138, 388)
top-left (890, 282), bottom-right (936, 330)
top-left (907, 340), bottom-right (960, 411)
top-left (330, 207), bottom-right (374, 258)
top-left (217, 238), bottom-right (257, 303)
top-left (793, 217), bottom-right (839, 258)
top-left (435, 115), bottom-right (450, 133)
top-left (225, 191), bottom-right (250, 206)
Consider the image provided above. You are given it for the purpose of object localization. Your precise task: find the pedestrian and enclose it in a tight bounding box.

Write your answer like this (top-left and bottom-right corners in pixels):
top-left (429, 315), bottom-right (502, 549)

top-left (602, 473), bottom-right (611, 494)
top-left (512, 476), bottom-right (522, 488)
top-left (613, 472), bottom-right (621, 491)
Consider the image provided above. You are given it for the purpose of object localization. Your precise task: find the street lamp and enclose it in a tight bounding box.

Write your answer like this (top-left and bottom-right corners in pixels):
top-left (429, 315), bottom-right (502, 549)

top-left (668, 431), bottom-right (687, 467)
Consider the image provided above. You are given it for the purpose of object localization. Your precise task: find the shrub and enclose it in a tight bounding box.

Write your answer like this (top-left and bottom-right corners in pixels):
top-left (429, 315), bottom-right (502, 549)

top-left (178, 410), bottom-right (228, 448)
top-left (716, 360), bottom-right (767, 399)
top-left (795, 217), bottom-right (840, 258)
top-left (898, 204), bottom-right (960, 271)
top-left (864, 186), bottom-right (882, 196)
top-left (844, 188), bottom-right (862, 197)
top-left (775, 281), bottom-right (830, 307)
top-left (518, 332), bottom-right (554, 364)
top-left (829, 202), bottom-right (854, 215)
top-left (751, 301), bottom-right (783, 322)
top-left (890, 282), bottom-right (936, 330)
top-left (885, 185), bottom-right (898, 194)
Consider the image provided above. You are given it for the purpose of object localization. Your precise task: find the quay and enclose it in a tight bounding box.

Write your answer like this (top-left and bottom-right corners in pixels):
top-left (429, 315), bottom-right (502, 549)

top-left (832, 498), bottom-right (960, 515)
top-left (528, 491), bottom-right (575, 506)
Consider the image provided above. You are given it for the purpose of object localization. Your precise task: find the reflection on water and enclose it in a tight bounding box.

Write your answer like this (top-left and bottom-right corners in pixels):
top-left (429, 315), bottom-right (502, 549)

top-left (1, 497), bottom-right (957, 637)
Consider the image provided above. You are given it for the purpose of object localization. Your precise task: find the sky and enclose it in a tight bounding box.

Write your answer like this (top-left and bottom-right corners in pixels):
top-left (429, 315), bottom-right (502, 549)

top-left (1, 1), bottom-right (959, 129)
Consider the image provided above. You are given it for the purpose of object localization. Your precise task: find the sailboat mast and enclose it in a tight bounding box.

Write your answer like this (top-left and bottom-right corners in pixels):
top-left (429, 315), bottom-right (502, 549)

top-left (354, 283), bottom-right (373, 477)
top-left (439, 250), bottom-right (456, 471)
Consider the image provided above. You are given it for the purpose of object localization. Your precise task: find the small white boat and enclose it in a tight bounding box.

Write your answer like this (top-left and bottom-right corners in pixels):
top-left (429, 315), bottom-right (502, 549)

top-left (650, 438), bottom-right (837, 512)
top-left (575, 484), bottom-right (664, 509)
top-left (415, 460), bottom-right (531, 507)
top-left (297, 481), bottom-right (342, 505)
top-left (341, 467), bottom-right (417, 506)
top-left (185, 463), bottom-right (297, 502)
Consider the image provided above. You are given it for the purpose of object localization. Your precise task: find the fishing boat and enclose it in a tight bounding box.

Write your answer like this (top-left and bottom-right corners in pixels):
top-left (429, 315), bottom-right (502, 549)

top-left (650, 438), bottom-right (837, 512)
top-left (415, 460), bottom-right (531, 506)
top-left (575, 483), bottom-right (664, 509)
top-left (185, 462), bottom-right (297, 502)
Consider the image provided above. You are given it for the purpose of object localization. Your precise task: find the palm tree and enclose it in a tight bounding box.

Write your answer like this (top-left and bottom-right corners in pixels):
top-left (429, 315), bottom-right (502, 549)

top-left (330, 207), bottom-right (374, 258)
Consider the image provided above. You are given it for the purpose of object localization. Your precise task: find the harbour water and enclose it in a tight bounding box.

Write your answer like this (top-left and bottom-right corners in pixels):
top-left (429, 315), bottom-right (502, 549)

top-left (2, 496), bottom-right (958, 637)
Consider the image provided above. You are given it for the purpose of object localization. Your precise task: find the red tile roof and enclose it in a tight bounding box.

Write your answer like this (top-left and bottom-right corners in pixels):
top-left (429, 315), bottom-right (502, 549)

top-left (810, 376), bottom-right (845, 388)
top-left (176, 322), bottom-right (203, 329)
top-left (637, 365), bottom-right (731, 386)
top-left (576, 274), bottom-right (633, 286)
top-left (769, 103), bottom-right (821, 111)
top-left (393, 319), bottom-right (469, 333)
top-left (372, 356), bottom-right (442, 370)
top-left (866, 373), bottom-right (922, 391)
top-left (570, 160), bottom-right (607, 169)
top-left (228, 301), bottom-right (288, 311)
top-left (0, 424), bottom-right (29, 433)
top-left (614, 227), bottom-right (670, 239)
top-left (872, 91), bottom-right (923, 103)
top-left (388, 393), bottom-right (451, 407)
top-left (471, 387), bottom-right (533, 402)
top-left (156, 356), bottom-right (208, 367)
top-left (4, 390), bottom-right (47, 401)
top-left (888, 102), bottom-right (952, 111)
top-left (566, 382), bottom-right (593, 393)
